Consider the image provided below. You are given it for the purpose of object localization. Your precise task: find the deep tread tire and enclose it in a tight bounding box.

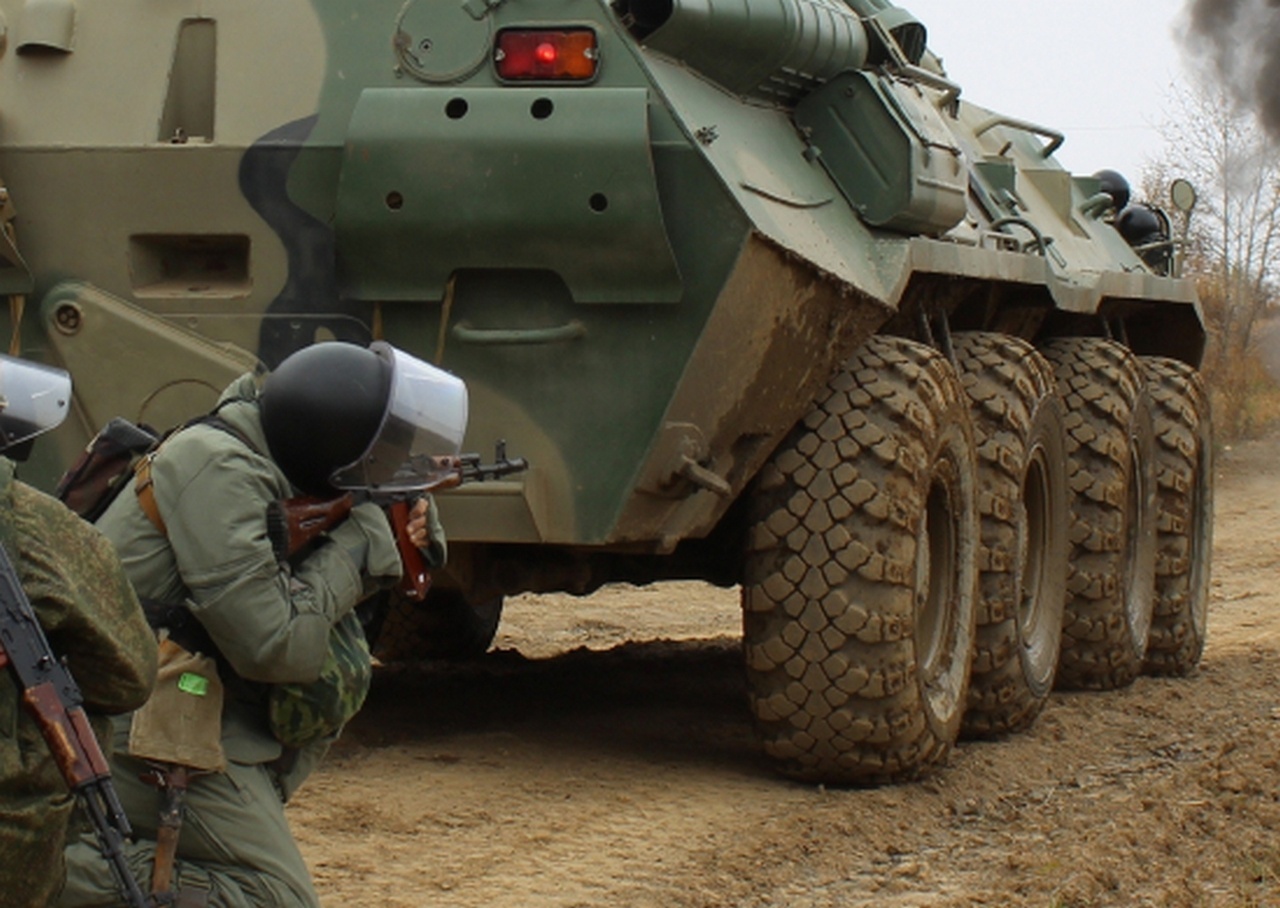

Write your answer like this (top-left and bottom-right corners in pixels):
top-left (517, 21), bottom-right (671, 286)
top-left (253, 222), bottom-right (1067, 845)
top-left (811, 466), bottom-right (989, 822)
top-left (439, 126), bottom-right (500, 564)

top-left (953, 333), bottom-right (1069, 738)
top-left (372, 589), bottom-right (504, 662)
top-left (1140, 357), bottom-right (1213, 675)
top-left (742, 335), bottom-right (978, 784)
top-left (1042, 338), bottom-right (1156, 690)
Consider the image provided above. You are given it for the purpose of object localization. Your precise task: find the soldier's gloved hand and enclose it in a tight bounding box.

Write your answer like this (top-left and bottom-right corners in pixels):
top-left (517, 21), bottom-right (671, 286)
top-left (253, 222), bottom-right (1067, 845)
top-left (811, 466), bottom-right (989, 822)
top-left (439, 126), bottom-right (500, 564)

top-left (326, 501), bottom-right (402, 581)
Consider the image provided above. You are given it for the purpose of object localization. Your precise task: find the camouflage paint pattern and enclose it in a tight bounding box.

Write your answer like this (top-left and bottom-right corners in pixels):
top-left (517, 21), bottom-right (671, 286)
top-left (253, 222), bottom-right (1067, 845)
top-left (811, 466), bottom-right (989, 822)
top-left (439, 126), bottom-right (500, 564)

top-left (0, 0), bottom-right (1203, 598)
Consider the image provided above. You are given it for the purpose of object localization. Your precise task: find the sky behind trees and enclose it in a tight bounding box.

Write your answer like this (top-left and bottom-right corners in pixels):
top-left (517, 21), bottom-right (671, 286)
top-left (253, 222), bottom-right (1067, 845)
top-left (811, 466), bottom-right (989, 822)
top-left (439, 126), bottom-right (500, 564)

top-left (905, 1), bottom-right (1193, 185)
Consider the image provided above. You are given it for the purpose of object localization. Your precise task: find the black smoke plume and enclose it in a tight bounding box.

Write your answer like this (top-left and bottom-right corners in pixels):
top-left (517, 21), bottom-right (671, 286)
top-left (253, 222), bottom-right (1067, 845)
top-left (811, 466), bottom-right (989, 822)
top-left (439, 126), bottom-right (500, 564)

top-left (1181, 0), bottom-right (1280, 139)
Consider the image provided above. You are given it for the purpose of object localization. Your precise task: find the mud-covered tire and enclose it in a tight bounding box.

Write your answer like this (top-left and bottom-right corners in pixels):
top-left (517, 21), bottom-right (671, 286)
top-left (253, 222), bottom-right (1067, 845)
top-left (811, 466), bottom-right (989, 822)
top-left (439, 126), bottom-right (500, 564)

top-left (1042, 338), bottom-right (1156, 690)
top-left (371, 589), bottom-right (504, 662)
top-left (1141, 357), bottom-right (1213, 675)
top-left (952, 333), bottom-right (1069, 737)
top-left (742, 335), bottom-right (978, 784)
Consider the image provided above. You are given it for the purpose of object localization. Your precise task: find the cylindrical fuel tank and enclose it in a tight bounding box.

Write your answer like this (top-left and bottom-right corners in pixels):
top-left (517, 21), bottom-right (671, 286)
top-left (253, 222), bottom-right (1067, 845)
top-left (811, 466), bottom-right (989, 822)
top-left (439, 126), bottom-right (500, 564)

top-left (617, 0), bottom-right (868, 104)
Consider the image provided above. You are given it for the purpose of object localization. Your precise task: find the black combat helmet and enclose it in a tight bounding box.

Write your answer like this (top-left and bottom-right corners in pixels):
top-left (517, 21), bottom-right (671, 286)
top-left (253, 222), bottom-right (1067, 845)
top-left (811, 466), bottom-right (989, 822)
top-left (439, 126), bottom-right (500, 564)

top-left (1116, 203), bottom-right (1173, 274)
top-left (1093, 169), bottom-right (1131, 213)
top-left (259, 342), bottom-right (393, 497)
top-left (260, 341), bottom-right (468, 497)
top-left (1116, 204), bottom-right (1164, 247)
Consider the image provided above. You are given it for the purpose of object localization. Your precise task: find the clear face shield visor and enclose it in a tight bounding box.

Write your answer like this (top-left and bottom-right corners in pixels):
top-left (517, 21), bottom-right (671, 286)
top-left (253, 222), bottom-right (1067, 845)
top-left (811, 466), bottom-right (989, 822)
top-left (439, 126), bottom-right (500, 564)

top-left (0, 355), bottom-right (72, 450)
top-left (329, 343), bottom-right (469, 493)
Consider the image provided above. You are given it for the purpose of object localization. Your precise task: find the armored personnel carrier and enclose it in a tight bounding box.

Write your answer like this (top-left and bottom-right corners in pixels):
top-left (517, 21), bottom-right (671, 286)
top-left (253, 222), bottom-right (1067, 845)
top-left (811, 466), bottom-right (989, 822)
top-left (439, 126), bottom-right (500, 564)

top-left (0, 0), bottom-right (1211, 783)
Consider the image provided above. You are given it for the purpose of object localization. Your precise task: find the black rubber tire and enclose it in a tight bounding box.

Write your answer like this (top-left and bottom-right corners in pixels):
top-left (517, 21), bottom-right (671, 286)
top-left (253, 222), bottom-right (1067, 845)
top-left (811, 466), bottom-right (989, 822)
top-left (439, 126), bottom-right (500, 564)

top-left (1140, 357), bottom-right (1213, 675)
top-left (1042, 337), bottom-right (1157, 690)
top-left (742, 334), bottom-right (978, 784)
top-left (372, 589), bottom-right (504, 662)
top-left (952, 333), bottom-right (1069, 738)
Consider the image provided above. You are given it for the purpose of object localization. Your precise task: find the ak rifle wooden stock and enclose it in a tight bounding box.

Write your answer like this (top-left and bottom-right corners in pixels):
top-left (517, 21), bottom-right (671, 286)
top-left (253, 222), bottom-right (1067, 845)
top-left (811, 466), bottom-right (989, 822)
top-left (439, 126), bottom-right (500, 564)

top-left (0, 545), bottom-right (150, 908)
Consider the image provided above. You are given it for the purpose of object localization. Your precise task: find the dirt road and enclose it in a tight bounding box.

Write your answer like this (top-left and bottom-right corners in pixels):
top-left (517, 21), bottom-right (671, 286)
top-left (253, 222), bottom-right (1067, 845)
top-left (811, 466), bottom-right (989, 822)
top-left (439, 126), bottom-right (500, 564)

top-left (291, 432), bottom-right (1280, 908)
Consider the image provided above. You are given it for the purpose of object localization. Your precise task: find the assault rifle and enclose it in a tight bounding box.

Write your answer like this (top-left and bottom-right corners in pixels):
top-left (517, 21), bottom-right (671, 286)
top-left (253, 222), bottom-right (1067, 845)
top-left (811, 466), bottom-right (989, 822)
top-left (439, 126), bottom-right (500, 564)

top-left (0, 545), bottom-right (150, 908)
top-left (266, 442), bottom-right (528, 599)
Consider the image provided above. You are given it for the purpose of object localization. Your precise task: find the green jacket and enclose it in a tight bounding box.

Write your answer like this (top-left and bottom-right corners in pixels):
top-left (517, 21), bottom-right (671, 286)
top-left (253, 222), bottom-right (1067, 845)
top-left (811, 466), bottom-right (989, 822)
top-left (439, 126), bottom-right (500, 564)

top-left (0, 458), bottom-right (157, 907)
top-left (96, 374), bottom-right (411, 767)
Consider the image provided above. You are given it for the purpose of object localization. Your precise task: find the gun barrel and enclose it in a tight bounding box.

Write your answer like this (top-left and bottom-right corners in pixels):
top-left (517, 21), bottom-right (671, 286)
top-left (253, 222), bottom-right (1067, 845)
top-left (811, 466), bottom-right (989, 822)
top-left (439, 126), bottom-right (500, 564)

top-left (616, 0), bottom-right (870, 104)
top-left (459, 456), bottom-right (529, 483)
top-left (79, 785), bottom-right (149, 908)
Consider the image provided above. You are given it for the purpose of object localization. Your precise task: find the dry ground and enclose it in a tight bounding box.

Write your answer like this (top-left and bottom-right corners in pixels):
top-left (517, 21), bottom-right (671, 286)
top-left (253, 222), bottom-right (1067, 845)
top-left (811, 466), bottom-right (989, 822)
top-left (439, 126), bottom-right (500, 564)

top-left (291, 431), bottom-right (1280, 908)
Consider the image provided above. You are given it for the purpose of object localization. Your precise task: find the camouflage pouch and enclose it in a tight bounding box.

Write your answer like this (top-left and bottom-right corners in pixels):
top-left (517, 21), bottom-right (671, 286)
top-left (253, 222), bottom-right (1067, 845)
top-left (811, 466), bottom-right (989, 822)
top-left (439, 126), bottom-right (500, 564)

top-left (129, 634), bottom-right (227, 773)
top-left (267, 611), bottom-right (372, 749)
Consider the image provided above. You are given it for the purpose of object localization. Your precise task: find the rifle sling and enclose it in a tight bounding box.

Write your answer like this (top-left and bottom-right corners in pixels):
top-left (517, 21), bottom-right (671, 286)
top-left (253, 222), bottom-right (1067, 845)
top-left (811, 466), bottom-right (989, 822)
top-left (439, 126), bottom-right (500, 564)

top-left (134, 453), bottom-right (165, 536)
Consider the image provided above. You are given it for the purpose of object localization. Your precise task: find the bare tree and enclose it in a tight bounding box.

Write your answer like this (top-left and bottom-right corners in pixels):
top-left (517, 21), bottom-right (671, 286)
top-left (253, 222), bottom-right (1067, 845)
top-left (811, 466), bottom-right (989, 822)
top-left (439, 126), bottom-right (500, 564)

top-left (1148, 78), bottom-right (1280, 435)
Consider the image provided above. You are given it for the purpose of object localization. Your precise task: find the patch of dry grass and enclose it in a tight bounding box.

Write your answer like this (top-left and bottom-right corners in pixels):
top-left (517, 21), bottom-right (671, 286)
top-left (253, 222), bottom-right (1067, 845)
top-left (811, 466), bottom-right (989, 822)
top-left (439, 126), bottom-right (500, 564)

top-left (1204, 348), bottom-right (1280, 442)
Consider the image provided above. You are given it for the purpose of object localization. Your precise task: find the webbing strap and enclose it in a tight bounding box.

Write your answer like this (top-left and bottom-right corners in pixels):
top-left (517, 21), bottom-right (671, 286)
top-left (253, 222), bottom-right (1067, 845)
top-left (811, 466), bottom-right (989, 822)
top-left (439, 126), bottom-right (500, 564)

top-left (130, 412), bottom-right (258, 538)
top-left (133, 453), bottom-right (166, 535)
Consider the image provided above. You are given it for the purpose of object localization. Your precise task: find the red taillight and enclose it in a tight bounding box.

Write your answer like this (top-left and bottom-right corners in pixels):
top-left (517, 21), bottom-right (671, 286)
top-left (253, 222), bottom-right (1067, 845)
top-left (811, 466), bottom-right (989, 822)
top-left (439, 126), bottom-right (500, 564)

top-left (494, 29), bottom-right (598, 81)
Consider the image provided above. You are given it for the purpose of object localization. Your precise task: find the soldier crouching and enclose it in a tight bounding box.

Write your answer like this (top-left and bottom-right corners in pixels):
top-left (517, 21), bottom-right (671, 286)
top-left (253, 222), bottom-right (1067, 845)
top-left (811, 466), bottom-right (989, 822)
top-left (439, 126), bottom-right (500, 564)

top-left (59, 341), bottom-right (466, 907)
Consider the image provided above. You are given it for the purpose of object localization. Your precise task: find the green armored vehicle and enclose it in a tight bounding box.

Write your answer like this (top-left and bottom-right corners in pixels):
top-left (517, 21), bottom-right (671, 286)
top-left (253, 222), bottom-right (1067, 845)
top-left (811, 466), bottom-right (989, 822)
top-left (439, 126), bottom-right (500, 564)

top-left (0, 0), bottom-right (1210, 784)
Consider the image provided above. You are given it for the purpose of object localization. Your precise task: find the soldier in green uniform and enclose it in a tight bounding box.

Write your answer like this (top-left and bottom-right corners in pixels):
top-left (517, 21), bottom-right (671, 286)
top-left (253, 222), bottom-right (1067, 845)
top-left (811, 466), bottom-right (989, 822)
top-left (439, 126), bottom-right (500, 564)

top-left (59, 341), bottom-right (465, 908)
top-left (0, 355), bottom-right (158, 908)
